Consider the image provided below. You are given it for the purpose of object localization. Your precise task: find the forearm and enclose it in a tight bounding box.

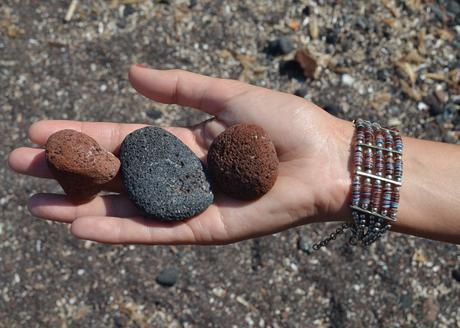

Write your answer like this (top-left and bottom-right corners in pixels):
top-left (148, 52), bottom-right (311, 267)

top-left (394, 136), bottom-right (460, 243)
top-left (335, 118), bottom-right (460, 244)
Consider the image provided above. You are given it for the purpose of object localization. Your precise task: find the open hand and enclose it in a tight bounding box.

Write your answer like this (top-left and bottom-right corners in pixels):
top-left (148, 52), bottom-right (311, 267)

top-left (8, 65), bottom-right (353, 245)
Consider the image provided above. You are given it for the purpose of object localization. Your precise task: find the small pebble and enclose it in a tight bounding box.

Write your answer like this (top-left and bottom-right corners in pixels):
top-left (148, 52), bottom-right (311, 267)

top-left (278, 37), bottom-right (294, 54)
top-left (313, 97), bottom-right (341, 116)
top-left (123, 4), bottom-right (135, 17)
top-left (446, 0), bottom-right (460, 16)
top-left (265, 37), bottom-right (294, 56)
top-left (146, 108), bottom-right (163, 120)
top-left (453, 95), bottom-right (460, 105)
top-left (424, 94), bottom-right (443, 116)
top-left (295, 50), bottom-right (318, 79)
top-left (452, 268), bottom-right (460, 283)
top-left (430, 4), bottom-right (445, 22)
top-left (388, 117), bottom-right (401, 126)
top-left (279, 60), bottom-right (305, 80)
top-left (323, 103), bottom-right (341, 116)
top-left (341, 74), bottom-right (354, 86)
top-left (355, 17), bottom-right (368, 31)
top-left (297, 233), bottom-right (312, 254)
top-left (417, 102), bottom-right (429, 111)
top-left (294, 87), bottom-right (308, 98)
top-left (156, 267), bottom-right (180, 287)
top-left (399, 294), bottom-right (412, 309)
top-left (325, 28), bottom-right (338, 44)
top-left (302, 5), bottom-right (310, 16)
top-left (376, 69), bottom-right (388, 81)
top-left (434, 89), bottom-right (449, 104)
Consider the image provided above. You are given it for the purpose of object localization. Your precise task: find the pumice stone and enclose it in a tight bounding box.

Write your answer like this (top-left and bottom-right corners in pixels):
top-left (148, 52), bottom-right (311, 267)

top-left (45, 129), bottom-right (120, 203)
top-left (207, 124), bottom-right (279, 200)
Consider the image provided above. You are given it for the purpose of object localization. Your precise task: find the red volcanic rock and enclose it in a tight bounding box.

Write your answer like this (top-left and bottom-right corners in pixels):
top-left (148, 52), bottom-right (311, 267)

top-left (207, 124), bottom-right (279, 200)
top-left (45, 129), bottom-right (120, 202)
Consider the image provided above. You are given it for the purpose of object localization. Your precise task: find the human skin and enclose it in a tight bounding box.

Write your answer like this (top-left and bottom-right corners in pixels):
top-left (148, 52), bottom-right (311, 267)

top-left (8, 65), bottom-right (460, 245)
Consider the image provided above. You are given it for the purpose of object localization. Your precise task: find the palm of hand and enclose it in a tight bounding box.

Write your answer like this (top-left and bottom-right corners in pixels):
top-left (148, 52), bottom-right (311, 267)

top-left (9, 66), bottom-right (351, 244)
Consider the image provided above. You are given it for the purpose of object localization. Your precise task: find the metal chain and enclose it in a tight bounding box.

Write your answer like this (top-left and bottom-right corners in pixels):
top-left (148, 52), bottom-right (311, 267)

top-left (312, 223), bottom-right (352, 250)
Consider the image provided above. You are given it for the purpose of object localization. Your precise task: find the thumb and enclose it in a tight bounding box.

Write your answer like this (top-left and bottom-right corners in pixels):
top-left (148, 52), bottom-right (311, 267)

top-left (128, 65), bottom-right (247, 115)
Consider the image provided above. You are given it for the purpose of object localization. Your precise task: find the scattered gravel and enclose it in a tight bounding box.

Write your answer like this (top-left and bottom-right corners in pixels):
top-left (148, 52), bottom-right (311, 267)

top-left (1, 1), bottom-right (459, 327)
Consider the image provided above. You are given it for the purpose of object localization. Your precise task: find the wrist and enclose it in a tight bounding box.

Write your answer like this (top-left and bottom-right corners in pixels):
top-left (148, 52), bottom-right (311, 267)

top-left (324, 118), bottom-right (354, 222)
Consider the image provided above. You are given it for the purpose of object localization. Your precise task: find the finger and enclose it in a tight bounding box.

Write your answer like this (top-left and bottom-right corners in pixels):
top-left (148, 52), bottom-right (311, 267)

top-left (128, 65), bottom-right (249, 115)
top-left (189, 118), bottom-right (227, 158)
top-left (129, 66), bottom-right (327, 157)
top-left (8, 147), bottom-right (53, 178)
top-left (9, 147), bottom-right (123, 191)
top-left (27, 121), bottom-right (200, 156)
top-left (70, 205), bottom-right (227, 245)
top-left (28, 121), bottom-right (147, 152)
top-left (28, 194), bottom-right (139, 223)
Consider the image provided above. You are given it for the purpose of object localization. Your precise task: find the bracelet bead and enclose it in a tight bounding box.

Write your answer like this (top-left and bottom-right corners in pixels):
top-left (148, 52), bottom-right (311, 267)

top-left (385, 132), bottom-right (394, 149)
top-left (361, 178), bottom-right (372, 208)
top-left (350, 120), bottom-right (403, 246)
top-left (371, 180), bottom-right (382, 209)
top-left (352, 177), bottom-right (361, 206)
top-left (385, 156), bottom-right (394, 177)
top-left (382, 183), bottom-right (392, 210)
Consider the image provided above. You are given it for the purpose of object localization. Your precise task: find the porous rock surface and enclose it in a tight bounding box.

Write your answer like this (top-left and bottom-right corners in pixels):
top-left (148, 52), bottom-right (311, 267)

top-left (120, 126), bottom-right (213, 221)
top-left (45, 129), bottom-right (120, 202)
top-left (207, 124), bottom-right (279, 200)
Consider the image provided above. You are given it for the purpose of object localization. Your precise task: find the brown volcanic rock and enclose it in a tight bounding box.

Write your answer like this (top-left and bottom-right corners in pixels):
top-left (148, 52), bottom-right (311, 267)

top-left (45, 129), bottom-right (120, 202)
top-left (207, 124), bottom-right (279, 200)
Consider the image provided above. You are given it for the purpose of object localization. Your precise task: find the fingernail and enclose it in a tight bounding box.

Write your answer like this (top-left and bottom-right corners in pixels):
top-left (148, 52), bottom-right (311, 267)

top-left (134, 63), bottom-right (148, 68)
top-left (27, 195), bottom-right (41, 215)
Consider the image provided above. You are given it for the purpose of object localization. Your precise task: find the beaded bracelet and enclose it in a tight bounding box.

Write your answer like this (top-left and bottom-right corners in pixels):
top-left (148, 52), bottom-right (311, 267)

top-left (313, 119), bottom-right (403, 249)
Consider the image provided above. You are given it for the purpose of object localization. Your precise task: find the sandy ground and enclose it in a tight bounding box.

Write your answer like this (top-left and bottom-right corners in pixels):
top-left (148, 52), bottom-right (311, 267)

top-left (1, 1), bottom-right (459, 327)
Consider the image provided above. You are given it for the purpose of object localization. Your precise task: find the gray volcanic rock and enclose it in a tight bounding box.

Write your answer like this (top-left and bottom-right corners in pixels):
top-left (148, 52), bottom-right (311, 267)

top-left (120, 126), bottom-right (213, 221)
